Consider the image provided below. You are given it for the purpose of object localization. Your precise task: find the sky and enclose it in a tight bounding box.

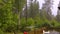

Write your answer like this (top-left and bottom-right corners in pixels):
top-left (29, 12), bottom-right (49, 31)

top-left (27, 0), bottom-right (60, 16)
top-left (37, 0), bottom-right (60, 16)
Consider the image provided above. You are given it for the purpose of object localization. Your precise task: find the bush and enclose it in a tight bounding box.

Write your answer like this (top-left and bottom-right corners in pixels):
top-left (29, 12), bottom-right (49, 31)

top-left (20, 18), bottom-right (34, 32)
top-left (0, 29), bottom-right (4, 34)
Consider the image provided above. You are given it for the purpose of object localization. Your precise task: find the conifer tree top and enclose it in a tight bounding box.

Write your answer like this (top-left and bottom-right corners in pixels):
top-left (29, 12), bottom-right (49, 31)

top-left (58, 1), bottom-right (60, 10)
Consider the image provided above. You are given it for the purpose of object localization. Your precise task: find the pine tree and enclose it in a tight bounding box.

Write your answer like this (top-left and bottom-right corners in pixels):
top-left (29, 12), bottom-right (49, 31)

top-left (56, 1), bottom-right (60, 22)
top-left (14, 0), bottom-right (26, 30)
top-left (41, 0), bottom-right (53, 20)
top-left (28, 0), bottom-right (39, 18)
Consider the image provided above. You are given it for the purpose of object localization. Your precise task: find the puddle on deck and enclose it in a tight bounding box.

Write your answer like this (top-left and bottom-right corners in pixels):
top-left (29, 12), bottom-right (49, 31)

top-left (45, 30), bottom-right (60, 34)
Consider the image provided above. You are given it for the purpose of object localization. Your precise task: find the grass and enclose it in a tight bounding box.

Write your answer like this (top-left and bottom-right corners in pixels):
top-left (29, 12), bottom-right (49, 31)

top-left (4, 32), bottom-right (23, 34)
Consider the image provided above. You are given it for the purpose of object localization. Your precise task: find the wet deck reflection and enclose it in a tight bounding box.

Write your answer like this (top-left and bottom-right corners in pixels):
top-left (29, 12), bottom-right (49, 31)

top-left (50, 30), bottom-right (60, 34)
top-left (44, 30), bottom-right (60, 34)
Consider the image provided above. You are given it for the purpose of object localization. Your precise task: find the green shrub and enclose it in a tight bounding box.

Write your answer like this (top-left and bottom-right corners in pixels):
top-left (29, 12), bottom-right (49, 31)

top-left (0, 29), bottom-right (4, 34)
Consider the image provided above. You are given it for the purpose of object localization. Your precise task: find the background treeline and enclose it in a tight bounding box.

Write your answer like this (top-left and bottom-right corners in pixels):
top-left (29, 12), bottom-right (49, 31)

top-left (0, 0), bottom-right (60, 34)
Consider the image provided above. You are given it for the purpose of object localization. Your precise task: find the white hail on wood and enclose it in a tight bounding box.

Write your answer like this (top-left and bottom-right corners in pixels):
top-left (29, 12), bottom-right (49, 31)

top-left (43, 30), bottom-right (50, 34)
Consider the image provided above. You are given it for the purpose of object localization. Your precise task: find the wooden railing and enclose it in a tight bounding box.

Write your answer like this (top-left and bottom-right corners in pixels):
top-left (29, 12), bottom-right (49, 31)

top-left (28, 29), bottom-right (43, 34)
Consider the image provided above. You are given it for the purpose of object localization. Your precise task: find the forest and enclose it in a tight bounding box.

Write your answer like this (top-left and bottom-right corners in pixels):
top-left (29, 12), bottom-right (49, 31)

top-left (0, 0), bottom-right (60, 34)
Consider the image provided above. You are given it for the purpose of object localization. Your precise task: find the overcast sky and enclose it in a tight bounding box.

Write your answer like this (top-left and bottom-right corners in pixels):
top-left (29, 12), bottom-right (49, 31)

top-left (27, 0), bottom-right (60, 16)
top-left (37, 0), bottom-right (60, 16)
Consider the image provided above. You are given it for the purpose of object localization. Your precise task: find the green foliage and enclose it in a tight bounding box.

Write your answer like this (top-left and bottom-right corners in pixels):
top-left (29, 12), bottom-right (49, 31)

top-left (0, 0), bottom-right (26, 32)
top-left (15, 0), bottom-right (26, 11)
top-left (27, 18), bottom-right (34, 26)
top-left (0, 29), bottom-right (4, 34)
top-left (20, 18), bottom-right (34, 32)
top-left (0, 0), bottom-right (60, 33)
top-left (28, 0), bottom-right (39, 18)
